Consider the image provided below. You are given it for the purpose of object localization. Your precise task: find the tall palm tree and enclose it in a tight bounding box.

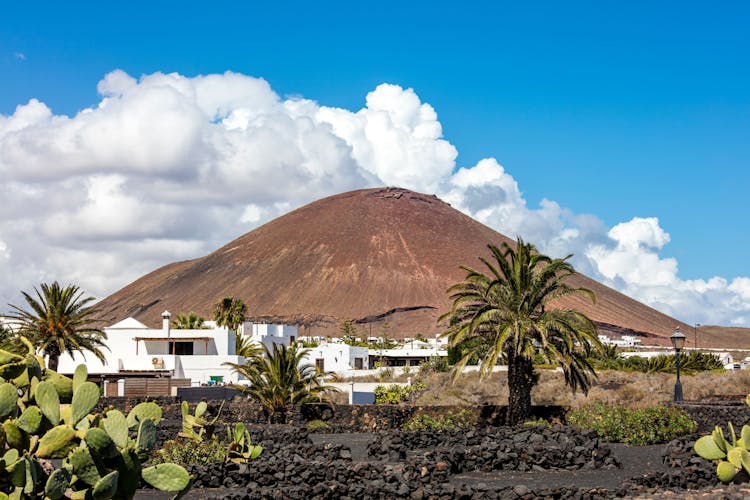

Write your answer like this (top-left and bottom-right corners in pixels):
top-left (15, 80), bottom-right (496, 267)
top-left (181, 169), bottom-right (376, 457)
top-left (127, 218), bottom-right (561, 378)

top-left (171, 312), bottom-right (206, 329)
top-left (212, 297), bottom-right (247, 332)
top-left (224, 343), bottom-right (337, 422)
top-left (440, 238), bottom-right (603, 425)
top-left (5, 282), bottom-right (108, 371)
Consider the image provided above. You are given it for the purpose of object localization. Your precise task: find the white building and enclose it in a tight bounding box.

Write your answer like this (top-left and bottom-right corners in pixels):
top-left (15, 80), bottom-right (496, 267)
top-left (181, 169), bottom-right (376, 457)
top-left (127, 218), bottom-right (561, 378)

top-left (244, 323), bottom-right (298, 350)
top-left (598, 334), bottom-right (642, 347)
top-left (302, 343), bottom-right (369, 372)
top-left (56, 311), bottom-right (243, 388)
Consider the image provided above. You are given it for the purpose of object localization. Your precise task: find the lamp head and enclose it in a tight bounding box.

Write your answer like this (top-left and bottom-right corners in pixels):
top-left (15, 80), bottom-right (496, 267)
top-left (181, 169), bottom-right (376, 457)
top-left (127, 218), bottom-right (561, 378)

top-left (670, 327), bottom-right (686, 351)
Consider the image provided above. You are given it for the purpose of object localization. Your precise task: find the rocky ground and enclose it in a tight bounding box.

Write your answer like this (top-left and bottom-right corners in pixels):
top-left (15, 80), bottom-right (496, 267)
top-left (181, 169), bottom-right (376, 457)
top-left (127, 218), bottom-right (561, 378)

top-left (134, 425), bottom-right (747, 499)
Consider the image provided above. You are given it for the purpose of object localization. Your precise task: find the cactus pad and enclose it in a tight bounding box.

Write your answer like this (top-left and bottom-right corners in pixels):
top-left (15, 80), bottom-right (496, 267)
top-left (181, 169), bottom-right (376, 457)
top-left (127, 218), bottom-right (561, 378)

top-left (695, 435), bottom-right (726, 460)
top-left (45, 467), bottom-right (72, 500)
top-left (71, 381), bottom-right (100, 425)
top-left (36, 424), bottom-right (76, 458)
top-left (142, 463), bottom-right (191, 492)
top-left (717, 460), bottom-right (737, 483)
top-left (0, 383), bottom-right (19, 419)
top-left (17, 406), bottom-right (42, 434)
top-left (126, 401), bottom-right (162, 428)
top-left (103, 410), bottom-right (129, 449)
top-left (92, 470), bottom-right (119, 500)
top-left (66, 447), bottom-right (101, 486)
top-left (35, 380), bottom-right (61, 425)
top-left (73, 365), bottom-right (88, 393)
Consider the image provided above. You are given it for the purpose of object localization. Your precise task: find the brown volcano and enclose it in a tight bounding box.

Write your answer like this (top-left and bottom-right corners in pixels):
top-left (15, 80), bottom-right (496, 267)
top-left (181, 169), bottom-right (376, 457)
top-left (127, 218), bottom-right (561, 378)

top-left (97, 187), bottom-right (716, 346)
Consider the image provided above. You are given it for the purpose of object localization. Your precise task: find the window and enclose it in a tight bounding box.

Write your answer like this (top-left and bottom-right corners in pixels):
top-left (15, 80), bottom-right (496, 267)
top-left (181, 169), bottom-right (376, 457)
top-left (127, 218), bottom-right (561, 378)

top-left (173, 342), bottom-right (194, 355)
top-left (290, 336), bottom-right (296, 343)
top-left (315, 358), bottom-right (325, 372)
top-left (354, 357), bottom-right (363, 370)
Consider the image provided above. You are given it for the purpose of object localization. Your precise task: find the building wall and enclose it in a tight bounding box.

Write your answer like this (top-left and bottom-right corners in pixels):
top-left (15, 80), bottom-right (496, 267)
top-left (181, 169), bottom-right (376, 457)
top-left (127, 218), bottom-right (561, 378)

top-left (302, 344), bottom-right (368, 372)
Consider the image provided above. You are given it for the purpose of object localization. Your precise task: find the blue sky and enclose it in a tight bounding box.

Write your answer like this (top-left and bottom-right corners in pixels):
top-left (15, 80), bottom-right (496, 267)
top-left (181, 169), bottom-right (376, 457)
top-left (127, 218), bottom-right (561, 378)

top-left (1, 1), bottom-right (748, 325)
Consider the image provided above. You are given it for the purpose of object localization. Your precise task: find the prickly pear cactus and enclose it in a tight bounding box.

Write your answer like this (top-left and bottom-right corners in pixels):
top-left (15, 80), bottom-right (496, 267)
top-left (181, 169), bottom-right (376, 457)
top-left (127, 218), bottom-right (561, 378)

top-left (695, 396), bottom-right (750, 483)
top-left (225, 422), bottom-right (263, 463)
top-left (179, 400), bottom-right (224, 442)
top-left (0, 337), bottom-right (192, 498)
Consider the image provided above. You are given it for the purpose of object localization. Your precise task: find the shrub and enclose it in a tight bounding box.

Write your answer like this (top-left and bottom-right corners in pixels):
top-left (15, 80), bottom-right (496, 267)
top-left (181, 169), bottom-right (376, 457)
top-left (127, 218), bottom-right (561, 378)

top-left (374, 382), bottom-right (426, 404)
top-left (419, 356), bottom-right (449, 375)
top-left (306, 419), bottom-right (331, 430)
top-left (591, 351), bottom-right (724, 374)
top-left (403, 408), bottom-right (476, 432)
top-left (568, 402), bottom-right (697, 445)
top-left (151, 438), bottom-right (227, 466)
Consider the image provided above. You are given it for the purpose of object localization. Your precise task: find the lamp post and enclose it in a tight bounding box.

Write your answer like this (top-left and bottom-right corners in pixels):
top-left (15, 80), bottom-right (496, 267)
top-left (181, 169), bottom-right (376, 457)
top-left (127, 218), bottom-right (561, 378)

top-left (670, 327), bottom-right (686, 403)
top-left (694, 323), bottom-right (700, 350)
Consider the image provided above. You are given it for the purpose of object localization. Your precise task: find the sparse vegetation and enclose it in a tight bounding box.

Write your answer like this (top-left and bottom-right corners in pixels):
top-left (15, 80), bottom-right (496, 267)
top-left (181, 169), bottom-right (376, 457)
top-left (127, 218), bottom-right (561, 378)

top-left (152, 437), bottom-right (227, 466)
top-left (374, 382), bottom-right (426, 404)
top-left (567, 402), bottom-right (697, 445)
top-left (591, 350), bottom-right (725, 374)
top-left (402, 408), bottom-right (476, 432)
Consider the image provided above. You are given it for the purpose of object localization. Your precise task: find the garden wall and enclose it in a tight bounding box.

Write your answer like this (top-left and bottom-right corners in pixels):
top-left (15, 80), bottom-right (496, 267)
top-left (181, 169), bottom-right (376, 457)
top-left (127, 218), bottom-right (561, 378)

top-left (676, 401), bottom-right (750, 433)
top-left (99, 397), bottom-right (565, 429)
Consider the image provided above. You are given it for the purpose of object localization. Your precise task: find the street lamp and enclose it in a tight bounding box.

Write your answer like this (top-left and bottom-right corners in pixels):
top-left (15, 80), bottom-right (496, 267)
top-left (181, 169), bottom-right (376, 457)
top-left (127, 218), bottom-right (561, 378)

top-left (670, 327), bottom-right (686, 403)
top-left (694, 323), bottom-right (700, 350)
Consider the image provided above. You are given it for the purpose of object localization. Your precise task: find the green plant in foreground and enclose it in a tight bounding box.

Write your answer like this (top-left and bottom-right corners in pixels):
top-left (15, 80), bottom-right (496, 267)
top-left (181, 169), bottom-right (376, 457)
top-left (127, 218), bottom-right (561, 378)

top-left (695, 394), bottom-right (750, 483)
top-left (0, 337), bottom-right (191, 499)
top-left (569, 402), bottom-right (696, 445)
top-left (225, 423), bottom-right (263, 463)
top-left (179, 400), bottom-right (223, 442)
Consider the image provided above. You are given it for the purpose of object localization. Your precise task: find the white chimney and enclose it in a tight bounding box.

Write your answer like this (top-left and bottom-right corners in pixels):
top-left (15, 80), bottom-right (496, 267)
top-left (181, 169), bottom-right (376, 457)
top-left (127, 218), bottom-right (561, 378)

top-left (162, 311), bottom-right (172, 355)
top-left (162, 311), bottom-right (171, 332)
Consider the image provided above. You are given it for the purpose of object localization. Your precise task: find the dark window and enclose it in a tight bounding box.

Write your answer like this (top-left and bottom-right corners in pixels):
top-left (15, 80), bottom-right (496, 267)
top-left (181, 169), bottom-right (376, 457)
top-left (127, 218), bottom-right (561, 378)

top-left (173, 342), bottom-right (194, 355)
top-left (315, 358), bottom-right (325, 372)
top-left (354, 357), bottom-right (363, 369)
top-left (290, 336), bottom-right (296, 343)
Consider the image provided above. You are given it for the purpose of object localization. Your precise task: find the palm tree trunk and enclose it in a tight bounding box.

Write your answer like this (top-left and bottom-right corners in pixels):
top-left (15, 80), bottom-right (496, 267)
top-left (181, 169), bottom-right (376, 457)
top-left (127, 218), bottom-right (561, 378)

top-left (45, 344), bottom-right (60, 371)
top-left (506, 354), bottom-right (534, 426)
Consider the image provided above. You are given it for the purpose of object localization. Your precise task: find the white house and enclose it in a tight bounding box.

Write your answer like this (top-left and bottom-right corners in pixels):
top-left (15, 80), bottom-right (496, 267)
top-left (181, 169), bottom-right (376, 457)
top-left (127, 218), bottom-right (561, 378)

top-left (302, 343), bottom-right (369, 372)
top-left (243, 323), bottom-right (298, 350)
top-left (56, 311), bottom-right (244, 387)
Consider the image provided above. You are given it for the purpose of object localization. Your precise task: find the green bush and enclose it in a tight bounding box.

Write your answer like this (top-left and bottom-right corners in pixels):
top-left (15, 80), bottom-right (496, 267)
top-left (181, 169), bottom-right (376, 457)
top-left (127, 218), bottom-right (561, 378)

top-left (374, 382), bottom-right (426, 404)
top-left (419, 356), bottom-right (450, 375)
top-left (306, 419), bottom-right (330, 430)
top-left (151, 438), bottom-right (227, 466)
top-left (568, 402), bottom-right (697, 445)
top-left (403, 408), bottom-right (476, 432)
top-left (591, 351), bottom-right (724, 374)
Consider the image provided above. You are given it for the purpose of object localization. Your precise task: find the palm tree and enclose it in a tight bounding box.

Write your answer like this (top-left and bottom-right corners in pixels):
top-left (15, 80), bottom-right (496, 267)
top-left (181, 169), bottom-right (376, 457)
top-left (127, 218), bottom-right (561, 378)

top-left (171, 312), bottom-right (206, 329)
top-left (234, 332), bottom-right (262, 358)
top-left (224, 343), bottom-right (337, 422)
top-left (5, 282), bottom-right (108, 371)
top-left (212, 297), bottom-right (247, 332)
top-left (440, 238), bottom-right (603, 426)
top-left (0, 322), bottom-right (23, 355)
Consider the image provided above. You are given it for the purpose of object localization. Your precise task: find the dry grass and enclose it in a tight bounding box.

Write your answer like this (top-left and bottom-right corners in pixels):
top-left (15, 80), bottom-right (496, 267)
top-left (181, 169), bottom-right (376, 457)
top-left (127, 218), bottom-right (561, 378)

top-left (413, 369), bottom-right (750, 408)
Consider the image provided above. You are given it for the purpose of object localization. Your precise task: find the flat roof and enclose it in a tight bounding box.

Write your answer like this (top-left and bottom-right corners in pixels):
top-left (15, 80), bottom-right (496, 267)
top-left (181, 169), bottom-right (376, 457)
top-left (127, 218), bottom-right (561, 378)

top-left (133, 336), bottom-right (213, 341)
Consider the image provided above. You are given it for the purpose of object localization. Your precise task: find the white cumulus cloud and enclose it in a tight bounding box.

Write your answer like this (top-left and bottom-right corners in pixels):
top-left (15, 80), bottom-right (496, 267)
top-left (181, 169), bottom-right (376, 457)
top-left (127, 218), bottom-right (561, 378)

top-left (0, 69), bottom-right (747, 327)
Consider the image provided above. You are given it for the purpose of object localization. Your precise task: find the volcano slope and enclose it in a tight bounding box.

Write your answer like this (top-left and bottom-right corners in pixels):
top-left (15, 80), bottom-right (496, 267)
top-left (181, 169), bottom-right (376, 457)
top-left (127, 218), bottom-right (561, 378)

top-left (96, 187), bottom-right (701, 345)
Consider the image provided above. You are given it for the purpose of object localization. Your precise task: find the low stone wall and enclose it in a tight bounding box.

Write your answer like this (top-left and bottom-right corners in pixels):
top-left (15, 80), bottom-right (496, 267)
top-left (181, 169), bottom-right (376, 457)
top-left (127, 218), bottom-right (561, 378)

top-left (676, 401), bottom-right (750, 433)
top-left (367, 426), bottom-right (619, 472)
